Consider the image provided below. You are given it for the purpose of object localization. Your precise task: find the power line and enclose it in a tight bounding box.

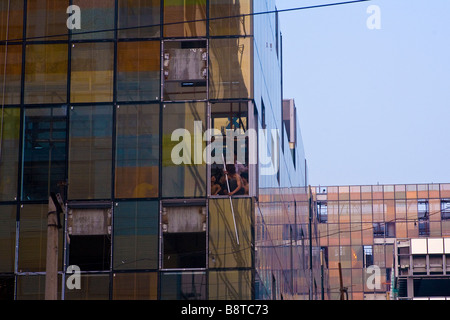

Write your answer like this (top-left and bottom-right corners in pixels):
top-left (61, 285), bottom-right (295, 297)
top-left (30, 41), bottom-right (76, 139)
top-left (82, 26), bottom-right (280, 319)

top-left (0, 0), bottom-right (371, 43)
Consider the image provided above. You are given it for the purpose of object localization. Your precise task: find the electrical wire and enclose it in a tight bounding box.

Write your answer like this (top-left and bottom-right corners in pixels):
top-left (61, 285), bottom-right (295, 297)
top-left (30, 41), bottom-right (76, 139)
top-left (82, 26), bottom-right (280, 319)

top-left (0, 0), bottom-right (371, 43)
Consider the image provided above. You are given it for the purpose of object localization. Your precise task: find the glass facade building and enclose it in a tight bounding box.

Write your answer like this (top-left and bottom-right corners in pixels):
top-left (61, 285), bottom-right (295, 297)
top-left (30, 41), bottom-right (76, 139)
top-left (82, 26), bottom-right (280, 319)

top-left (0, 0), bottom-right (324, 300)
top-left (313, 183), bottom-right (450, 300)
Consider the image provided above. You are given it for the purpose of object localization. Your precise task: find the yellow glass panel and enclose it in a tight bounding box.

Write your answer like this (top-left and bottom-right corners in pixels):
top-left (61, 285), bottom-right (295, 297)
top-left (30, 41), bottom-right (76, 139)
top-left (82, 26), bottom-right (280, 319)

top-left (210, 0), bottom-right (252, 36)
top-left (162, 102), bottom-right (206, 198)
top-left (209, 270), bottom-right (252, 300)
top-left (209, 198), bottom-right (252, 269)
top-left (0, 107), bottom-right (19, 201)
top-left (113, 272), bottom-right (158, 300)
top-left (71, 42), bottom-right (114, 103)
top-left (164, 0), bottom-right (206, 37)
top-left (18, 204), bottom-right (63, 272)
top-left (209, 37), bottom-right (253, 100)
top-left (25, 44), bottom-right (68, 104)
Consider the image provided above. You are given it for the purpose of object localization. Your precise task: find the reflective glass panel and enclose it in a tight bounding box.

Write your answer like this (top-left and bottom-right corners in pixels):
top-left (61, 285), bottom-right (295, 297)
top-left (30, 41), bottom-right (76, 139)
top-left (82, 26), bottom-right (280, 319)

top-left (113, 201), bottom-right (159, 270)
top-left (71, 42), bottom-right (114, 103)
top-left (64, 274), bottom-right (110, 300)
top-left (116, 104), bottom-right (159, 198)
top-left (0, 107), bottom-right (19, 201)
top-left (68, 105), bottom-right (113, 200)
top-left (209, 0), bottom-right (252, 36)
top-left (162, 102), bottom-right (206, 198)
top-left (72, 0), bottom-right (115, 40)
top-left (0, 0), bottom-right (23, 41)
top-left (0, 45), bottom-right (22, 105)
top-left (118, 0), bottom-right (160, 38)
top-left (16, 275), bottom-right (61, 300)
top-left (113, 272), bottom-right (158, 300)
top-left (209, 198), bottom-right (252, 268)
top-left (160, 272), bottom-right (207, 300)
top-left (26, 0), bottom-right (68, 40)
top-left (22, 106), bottom-right (67, 201)
top-left (0, 205), bottom-right (16, 273)
top-left (25, 44), bottom-right (68, 104)
top-left (209, 37), bottom-right (252, 100)
top-left (117, 41), bottom-right (160, 102)
top-left (18, 204), bottom-right (63, 272)
top-left (163, 0), bottom-right (206, 38)
top-left (209, 270), bottom-right (252, 300)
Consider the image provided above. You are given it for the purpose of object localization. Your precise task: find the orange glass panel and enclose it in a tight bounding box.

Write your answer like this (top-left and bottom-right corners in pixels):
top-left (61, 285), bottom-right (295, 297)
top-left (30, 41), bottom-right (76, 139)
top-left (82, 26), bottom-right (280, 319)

top-left (210, 0), bottom-right (252, 36)
top-left (0, 44), bottom-right (22, 105)
top-left (372, 200), bottom-right (384, 222)
top-left (361, 185), bottom-right (372, 200)
top-left (429, 199), bottom-right (441, 222)
top-left (209, 37), bottom-right (253, 100)
top-left (117, 41), bottom-right (160, 102)
top-left (164, 0), bottom-right (206, 37)
top-left (350, 186), bottom-right (361, 200)
top-left (113, 272), bottom-right (158, 300)
top-left (372, 185), bottom-right (383, 200)
top-left (383, 185), bottom-right (394, 199)
top-left (327, 186), bottom-right (339, 200)
top-left (406, 184), bottom-right (417, 199)
top-left (0, 0), bottom-right (23, 41)
top-left (385, 200), bottom-right (395, 222)
top-left (339, 186), bottom-right (349, 201)
top-left (440, 184), bottom-right (450, 198)
top-left (27, 0), bottom-right (68, 40)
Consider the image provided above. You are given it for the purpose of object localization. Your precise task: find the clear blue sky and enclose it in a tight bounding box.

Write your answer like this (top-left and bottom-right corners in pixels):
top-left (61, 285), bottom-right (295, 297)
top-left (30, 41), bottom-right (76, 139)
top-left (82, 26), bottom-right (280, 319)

top-left (276, 0), bottom-right (450, 186)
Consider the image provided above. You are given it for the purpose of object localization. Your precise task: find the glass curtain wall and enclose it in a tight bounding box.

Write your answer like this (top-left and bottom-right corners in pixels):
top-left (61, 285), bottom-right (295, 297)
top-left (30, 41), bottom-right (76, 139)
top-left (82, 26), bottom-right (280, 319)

top-left (314, 184), bottom-right (450, 300)
top-left (0, 0), bottom-right (258, 300)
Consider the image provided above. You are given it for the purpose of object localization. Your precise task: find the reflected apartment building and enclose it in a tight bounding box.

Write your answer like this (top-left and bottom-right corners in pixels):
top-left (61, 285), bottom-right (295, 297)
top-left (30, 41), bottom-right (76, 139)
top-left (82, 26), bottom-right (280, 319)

top-left (313, 184), bottom-right (450, 300)
top-left (0, 1), bottom-right (325, 300)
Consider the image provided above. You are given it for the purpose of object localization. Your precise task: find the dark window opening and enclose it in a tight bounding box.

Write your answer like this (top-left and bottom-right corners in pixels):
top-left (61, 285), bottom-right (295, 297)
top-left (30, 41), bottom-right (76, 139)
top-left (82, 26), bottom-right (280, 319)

top-left (364, 245), bottom-right (373, 268)
top-left (162, 205), bottom-right (206, 269)
top-left (0, 276), bottom-right (14, 300)
top-left (373, 223), bottom-right (385, 238)
top-left (418, 220), bottom-right (430, 237)
top-left (418, 200), bottom-right (429, 220)
top-left (69, 235), bottom-right (111, 271)
top-left (163, 233), bottom-right (206, 269)
top-left (441, 200), bottom-right (450, 220)
top-left (317, 201), bottom-right (328, 223)
top-left (67, 206), bottom-right (112, 271)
